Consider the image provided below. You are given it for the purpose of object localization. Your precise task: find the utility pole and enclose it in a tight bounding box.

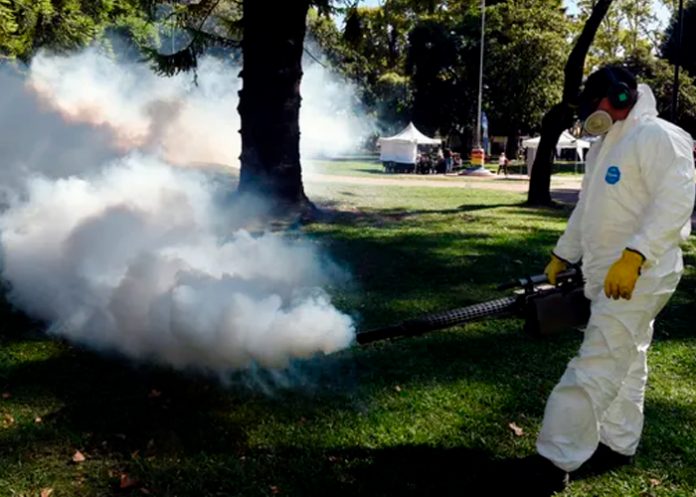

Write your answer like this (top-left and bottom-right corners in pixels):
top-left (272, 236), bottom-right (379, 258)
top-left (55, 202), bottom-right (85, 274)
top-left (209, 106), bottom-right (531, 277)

top-left (671, 0), bottom-right (685, 122)
top-left (475, 0), bottom-right (485, 148)
top-left (469, 0), bottom-right (486, 169)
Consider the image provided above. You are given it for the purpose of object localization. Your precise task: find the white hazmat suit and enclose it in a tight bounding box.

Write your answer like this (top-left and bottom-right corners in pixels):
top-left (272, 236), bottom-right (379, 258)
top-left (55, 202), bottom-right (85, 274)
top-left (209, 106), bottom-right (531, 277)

top-left (536, 84), bottom-right (696, 472)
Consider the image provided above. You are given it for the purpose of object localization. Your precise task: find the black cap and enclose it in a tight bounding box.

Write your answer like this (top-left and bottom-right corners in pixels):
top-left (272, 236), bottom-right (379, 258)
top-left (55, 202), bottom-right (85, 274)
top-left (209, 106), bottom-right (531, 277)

top-left (577, 66), bottom-right (637, 119)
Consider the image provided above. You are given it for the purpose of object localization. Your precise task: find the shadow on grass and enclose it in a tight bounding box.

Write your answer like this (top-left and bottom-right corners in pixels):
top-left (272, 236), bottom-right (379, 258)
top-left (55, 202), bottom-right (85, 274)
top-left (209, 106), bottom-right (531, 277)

top-left (642, 398), bottom-right (696, 481)
top-left (550, 188), bottom-right (580, 205)
top-left (352, 167), bottom-right (387, 175)
top-left (0, 349), bottom-right (251, 455)
top-left (317, 202), bottom-right (523, 224)
top-left (167, 394), bottom-right (696, 497)
top-left (0, 290), bottom-right (44, 341)
top-left (0, 323), bottom-right (578, 464)
top-left (308, 225), bottom-right (565, 327)
top-left (316, 200), bottom-right (571, 224)
top-left (128, 444), bottom-right (545, 497)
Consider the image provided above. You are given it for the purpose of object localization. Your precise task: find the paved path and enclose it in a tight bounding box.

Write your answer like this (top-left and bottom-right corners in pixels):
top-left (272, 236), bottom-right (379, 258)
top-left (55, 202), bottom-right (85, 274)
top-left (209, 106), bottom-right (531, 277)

top-left (304, 172), bottom-right (583, 194)
top-left (305, 171), bottom-right (696, 227)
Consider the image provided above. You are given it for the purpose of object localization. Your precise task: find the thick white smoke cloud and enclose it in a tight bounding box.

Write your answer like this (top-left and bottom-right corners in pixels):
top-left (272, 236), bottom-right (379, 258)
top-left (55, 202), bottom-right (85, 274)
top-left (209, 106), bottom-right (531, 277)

top-left (0, 155), bottom-right (354, 371)
top-left (300, 60), bottom-right (376, 160)
top-left (26, 47), bottom-right (374, 167)
top-left (28, 50), bottom-right (241, 166)
top-left (0, 68), bottom-right (121, 203)
top-left (0, 47), bottom-right (365, 373)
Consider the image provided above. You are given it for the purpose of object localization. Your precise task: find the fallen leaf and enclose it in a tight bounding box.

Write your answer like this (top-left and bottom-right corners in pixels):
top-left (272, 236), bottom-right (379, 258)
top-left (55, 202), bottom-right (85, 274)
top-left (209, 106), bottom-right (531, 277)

top-left (120, 473), bottom-right (139, 489)
top-left (1, 392), bottom-right (10, 399)
top-left (40, 488), bottom-right (54, 497)
top-left (72, 450), bottom-right (86, 463)
top-left (649, 478), bottom-right (661, 487)
top-left (508, 422), bottom-right (524, 437)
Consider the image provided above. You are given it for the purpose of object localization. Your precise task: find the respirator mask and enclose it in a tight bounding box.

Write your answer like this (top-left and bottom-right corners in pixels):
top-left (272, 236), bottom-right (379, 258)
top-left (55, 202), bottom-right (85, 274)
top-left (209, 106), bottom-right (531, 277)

top-left (581, 108), bottom-right (614, 136)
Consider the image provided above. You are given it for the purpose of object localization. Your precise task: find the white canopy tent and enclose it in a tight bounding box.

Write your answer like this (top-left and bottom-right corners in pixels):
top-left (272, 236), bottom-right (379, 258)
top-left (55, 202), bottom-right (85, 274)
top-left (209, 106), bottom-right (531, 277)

top-left (523, 131), bottom-right (592, 173)
top-left (379, 122), bottom-right (441, 164)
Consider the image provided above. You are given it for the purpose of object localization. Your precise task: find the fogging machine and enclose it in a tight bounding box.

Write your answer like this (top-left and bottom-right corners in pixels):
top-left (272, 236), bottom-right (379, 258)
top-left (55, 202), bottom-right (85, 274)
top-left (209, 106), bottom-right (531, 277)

top-left (356, 268), bottom-right (590, 345)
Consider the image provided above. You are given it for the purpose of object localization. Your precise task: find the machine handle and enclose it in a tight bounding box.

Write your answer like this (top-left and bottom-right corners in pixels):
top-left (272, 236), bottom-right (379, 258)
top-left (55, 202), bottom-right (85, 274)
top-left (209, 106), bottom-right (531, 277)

top-left (496, 268), bottom-right (580, 291)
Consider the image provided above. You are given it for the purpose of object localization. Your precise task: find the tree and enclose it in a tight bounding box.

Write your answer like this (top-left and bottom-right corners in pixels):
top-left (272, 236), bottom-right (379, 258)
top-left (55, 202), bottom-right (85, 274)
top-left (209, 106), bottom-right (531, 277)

top-left (309, 5), bottom-right (413, 130)
top-left (662, 0), bottom-right (696, 78)
top-left (0, 1), bottom-right (154, 61)
top-left (575, 0), bottom-right (658, 67)
top-left (311, 2), bottom-right (477, 137)
top-left (236, 0), bottom-right (313, 210)
top-left (484, 0), bottom-right (568, 157)
top-left (406, 19), bottom-right (462, 136)
top-left (145, 0), bottom-right (369, 214)
top-left (0, 0), bottom-right (19, 57)
top-left (625, 51), bottom-right (696, 137)
top-left (527, 0), bottom-right (614, 206)
top-left (621, 0), bottom-right (659, 51)
top-left (568, 0), bottom-right (696, 135)
top-left (320, 0), bottom-right (570, 151)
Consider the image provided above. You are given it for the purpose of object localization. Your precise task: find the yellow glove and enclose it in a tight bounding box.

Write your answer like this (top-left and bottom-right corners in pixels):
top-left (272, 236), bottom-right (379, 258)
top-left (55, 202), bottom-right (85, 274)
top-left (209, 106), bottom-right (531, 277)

top-left (544, 254), bottom-right (568, 286)
top-left (604, 249), bottom-right (645, 300)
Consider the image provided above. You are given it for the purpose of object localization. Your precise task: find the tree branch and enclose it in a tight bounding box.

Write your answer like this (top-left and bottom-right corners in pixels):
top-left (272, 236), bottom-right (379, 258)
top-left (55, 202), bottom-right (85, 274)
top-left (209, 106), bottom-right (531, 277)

top-left (527, 0), bottom-right (615, 206)
top-left (143, 0), bottom-right (239, 77)
top-left (563, 0), bottom-right (614, 103)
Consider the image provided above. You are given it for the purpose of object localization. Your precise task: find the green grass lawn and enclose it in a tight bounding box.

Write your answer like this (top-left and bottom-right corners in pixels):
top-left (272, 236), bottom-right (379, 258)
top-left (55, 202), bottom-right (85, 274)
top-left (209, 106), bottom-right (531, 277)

top-left (305, 158), bottom-right (386, 177)
top-left (1, 182), bottom-right (695, 496)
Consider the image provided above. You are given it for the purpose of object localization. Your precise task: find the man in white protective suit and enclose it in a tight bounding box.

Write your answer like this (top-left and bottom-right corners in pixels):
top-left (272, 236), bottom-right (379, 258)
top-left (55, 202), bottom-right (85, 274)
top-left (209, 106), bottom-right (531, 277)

top-left (524, 66), bottom-right (695, 494)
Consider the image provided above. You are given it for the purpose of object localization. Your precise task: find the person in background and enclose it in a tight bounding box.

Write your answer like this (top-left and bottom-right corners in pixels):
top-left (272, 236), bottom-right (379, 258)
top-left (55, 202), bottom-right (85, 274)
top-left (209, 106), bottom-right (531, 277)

top-left (497, 152), bottom-right (509, 176)
top-left (444, 148), bottom-right (453, 173)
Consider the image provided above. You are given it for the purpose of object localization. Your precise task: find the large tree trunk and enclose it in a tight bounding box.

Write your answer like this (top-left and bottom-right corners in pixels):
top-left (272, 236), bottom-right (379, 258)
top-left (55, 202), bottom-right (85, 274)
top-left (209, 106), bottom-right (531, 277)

top-left (237, 0), bottom-right (313, 213)
top-left (505, 131), bottom-right (518, 160)
top-left (526, 0), bottom-right (614, 206)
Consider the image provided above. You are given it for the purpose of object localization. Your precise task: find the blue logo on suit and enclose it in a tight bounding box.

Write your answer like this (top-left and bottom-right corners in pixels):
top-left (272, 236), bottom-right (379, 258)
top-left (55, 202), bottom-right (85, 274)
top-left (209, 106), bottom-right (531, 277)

top-left (605, 166), bottom-right (621, 185)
